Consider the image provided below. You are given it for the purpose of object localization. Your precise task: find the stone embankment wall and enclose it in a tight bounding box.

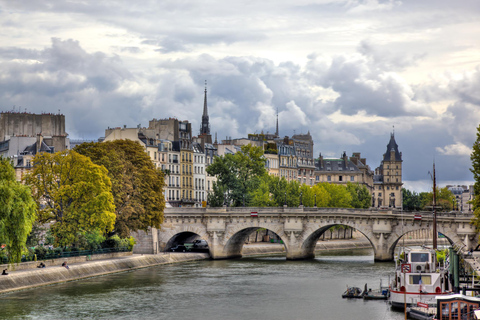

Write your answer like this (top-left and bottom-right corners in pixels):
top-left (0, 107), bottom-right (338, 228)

top-left (0, 253), bottom-right (208, 295)
top-left (0, 252), bottom-right (133, 272)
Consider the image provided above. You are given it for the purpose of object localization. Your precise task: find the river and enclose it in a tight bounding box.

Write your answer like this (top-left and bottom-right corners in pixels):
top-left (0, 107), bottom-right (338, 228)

top-left (1, 249), bottom-right (408, 319)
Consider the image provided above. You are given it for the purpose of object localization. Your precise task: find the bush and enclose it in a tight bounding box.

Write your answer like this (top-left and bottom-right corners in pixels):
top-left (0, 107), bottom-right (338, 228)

top-left (102, 235), bottom-right (135, 251)
top-left (34, 246), bottom-right (47, 260)
top-left (127, 237), bottom-right (136, 251)
top-left (85, 230), bottom-right (106, 250)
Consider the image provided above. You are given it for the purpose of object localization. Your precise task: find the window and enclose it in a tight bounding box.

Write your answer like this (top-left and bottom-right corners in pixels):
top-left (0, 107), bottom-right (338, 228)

top-left (350, 176), bottom-right (354, 182)
top-left (327, 175), bottom-right (331, 182)
top-left (316, 176), bottom-right (319, 181)
top-left (409, 275), bottom-right (431, 285)
top-left (339, 176), bottom-right (343, 182)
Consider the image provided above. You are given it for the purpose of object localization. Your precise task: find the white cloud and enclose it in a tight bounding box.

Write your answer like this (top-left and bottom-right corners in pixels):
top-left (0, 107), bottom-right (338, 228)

top-left (436, 143), bottom-right (472, 156)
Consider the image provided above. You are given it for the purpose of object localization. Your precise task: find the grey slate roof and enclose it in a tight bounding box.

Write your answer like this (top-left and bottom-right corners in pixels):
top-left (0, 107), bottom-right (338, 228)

top-left (383, 133), bottom-right (402, 161)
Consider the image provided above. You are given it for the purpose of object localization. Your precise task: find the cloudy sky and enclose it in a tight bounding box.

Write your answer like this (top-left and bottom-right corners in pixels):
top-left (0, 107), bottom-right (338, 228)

top-left (1, 0), bottom-right (479, 192)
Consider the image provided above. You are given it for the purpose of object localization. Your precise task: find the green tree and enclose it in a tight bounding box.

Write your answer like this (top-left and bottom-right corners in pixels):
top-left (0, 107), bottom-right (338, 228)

top-left (0, 157), bottom-right (37, 263)
top-left (320, 183), bottom-right (353, 208)
top-left (207, 144), bottom-right (267, 207)
top-left (312, 184), bottom-right (331, 207)
top-left (472, 123), bottom-right (480, 229)
top-left (420, 187), bottom-right (455, 211)
top-left (402, 188), bottom-right (422, 211)
top-left (24, 150), bottom-right (116, 247)
top-left (75, 140), bottom-right (165, 237)
top-left (346, 182), bottom-right (371, 208)
top-left (250, 175), bottom-right (276, 207)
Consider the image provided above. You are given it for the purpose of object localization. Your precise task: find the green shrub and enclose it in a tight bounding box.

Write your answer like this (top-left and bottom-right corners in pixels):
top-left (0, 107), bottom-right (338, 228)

top-left (127, 237), bottom-right (136, 251)
top-left (85, 230), bottom-right (106, 250)
top-left (34, 246), bottom-right (47, 260)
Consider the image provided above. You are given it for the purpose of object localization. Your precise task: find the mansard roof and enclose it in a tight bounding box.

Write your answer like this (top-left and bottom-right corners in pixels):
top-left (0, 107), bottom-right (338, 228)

top-left (315, 158), bottom-right (361, 173)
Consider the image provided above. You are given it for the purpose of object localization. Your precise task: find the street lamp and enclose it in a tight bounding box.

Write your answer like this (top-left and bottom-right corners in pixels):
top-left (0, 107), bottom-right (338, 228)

top-left (243, 194), bottom-right (245, 207)
top-left (284, 192), bottom-right (287, 206)
top-left (314, 194), bottom-right (317, 207)
top-left (300, 192), bottom-right (303, 206)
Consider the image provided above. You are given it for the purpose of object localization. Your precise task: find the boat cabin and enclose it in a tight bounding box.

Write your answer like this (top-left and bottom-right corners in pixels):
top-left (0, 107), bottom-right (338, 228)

top-left (396, 250), bottom-right (446, 293)
top-left (435, 294), bottom-right (480, 320)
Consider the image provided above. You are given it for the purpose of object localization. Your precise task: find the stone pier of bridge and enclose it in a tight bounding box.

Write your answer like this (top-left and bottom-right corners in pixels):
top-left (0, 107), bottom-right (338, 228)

top-left (133, 207), bottom-right (478, 261)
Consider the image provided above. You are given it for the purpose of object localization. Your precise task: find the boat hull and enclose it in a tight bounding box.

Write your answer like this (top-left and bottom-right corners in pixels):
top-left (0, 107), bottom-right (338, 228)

top-left (389, 290), bottom-right (452, 309)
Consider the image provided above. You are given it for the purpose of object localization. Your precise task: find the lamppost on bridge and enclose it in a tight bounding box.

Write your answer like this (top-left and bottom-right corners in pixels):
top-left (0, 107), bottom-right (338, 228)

top-left (314, 194), bottom-right (317, 207)
top-left (284, 192), bottom-right (287, 207)
top-left (300, 192), bottom-right (303, 206)
top-left (243, 194), bottom-right (245, 207)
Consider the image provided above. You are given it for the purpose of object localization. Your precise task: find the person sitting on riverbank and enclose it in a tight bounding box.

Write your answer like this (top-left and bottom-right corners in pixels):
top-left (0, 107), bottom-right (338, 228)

top-left (37, 262), bottom-right (46, 268)
top-left (62, 261), bottom-right (69, 270)
top-left (1, 268), bottom-right (8, 275)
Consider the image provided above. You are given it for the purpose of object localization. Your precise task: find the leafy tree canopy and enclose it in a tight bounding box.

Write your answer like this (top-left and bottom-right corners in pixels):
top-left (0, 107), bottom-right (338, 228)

top-left (75, 139), bottom-right (165, 237)
top-left (24, 150), bottom-right (116, 247)
top-left (421, 187), bottom-right (455, 212)
top-left (346, 182), bottom-right (371, 209)
top-left (402, 188), bottom-right (422, 211)
top-left (0, 157), bottom-right (37, 263)
top-left (207, 144), bottom-right (267, 206)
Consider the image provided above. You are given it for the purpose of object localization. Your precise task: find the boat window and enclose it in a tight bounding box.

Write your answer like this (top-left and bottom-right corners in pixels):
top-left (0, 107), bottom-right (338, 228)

top-left (410, 253), bottom-right (429, 262)
top-left (409, 275), bottom-right (431, 285)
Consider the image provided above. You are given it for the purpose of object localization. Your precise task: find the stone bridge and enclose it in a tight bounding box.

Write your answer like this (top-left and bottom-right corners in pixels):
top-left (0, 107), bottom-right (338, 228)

top-left (133, 207), bottom-right (478, 261)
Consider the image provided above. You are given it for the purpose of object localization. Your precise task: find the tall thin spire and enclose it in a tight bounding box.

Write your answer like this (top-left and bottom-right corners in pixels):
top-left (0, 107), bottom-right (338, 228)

top-left (275, 107), bottom-right (279, 137)
top-left (203, 80), bottom-right (208, 118)
top-left (200, 80), bottom-right (210, 136)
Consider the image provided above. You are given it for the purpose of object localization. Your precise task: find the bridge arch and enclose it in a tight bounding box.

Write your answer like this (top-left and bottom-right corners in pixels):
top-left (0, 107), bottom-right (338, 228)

top-left (299, 223), bottom-right (376, 260)
top-left (159, 226), bottom-right (210, 252)
top-left (220, 227), bottom-right (288, 259)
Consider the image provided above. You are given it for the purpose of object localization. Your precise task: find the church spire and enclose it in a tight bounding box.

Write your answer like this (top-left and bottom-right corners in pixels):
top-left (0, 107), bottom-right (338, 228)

top-left (200, 80), bottom-right (210, 136)
top-left (275, 107), bottom-right (279, 137)
top-left (199, 80), bottom-right (212, 144)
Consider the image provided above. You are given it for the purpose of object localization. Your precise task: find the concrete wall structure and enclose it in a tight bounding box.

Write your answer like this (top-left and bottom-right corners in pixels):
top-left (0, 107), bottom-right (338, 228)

top-left (135, 207), bottom-right (478, 262)
top-left (0, 112), bottom-right (66, 141)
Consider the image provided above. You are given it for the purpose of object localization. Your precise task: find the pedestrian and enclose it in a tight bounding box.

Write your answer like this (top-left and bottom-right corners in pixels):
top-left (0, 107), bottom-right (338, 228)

top-left (62, 261), bottom-right (69, 270)
top-left (1, 268), bottom-right (8, 275)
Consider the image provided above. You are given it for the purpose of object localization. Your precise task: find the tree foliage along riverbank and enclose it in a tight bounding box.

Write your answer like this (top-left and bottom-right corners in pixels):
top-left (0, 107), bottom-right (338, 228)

top-left (0, 157), bottom-right (37, 263)
top-left (402, 187), bottom-right (455, 211)
top-left (24, 150), bottom-right (116, 248)
top-left (75, 140), bottom-right (165, 238)
top-left (207, 145), bottom-right (371, 208)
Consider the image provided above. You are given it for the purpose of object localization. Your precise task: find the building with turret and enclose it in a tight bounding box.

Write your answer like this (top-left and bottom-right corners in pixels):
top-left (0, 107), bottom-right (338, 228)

top-left (373, 133), bottom-right (403, 208)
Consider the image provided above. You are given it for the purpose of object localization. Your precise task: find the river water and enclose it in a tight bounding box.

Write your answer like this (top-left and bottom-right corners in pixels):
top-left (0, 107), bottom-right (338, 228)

top-left (1, 249), bottom-right (408, 320)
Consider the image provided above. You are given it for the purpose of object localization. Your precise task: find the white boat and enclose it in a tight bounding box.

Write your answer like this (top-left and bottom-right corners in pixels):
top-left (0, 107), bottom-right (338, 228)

top-left (389, 247), bottom-right (453, 309)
